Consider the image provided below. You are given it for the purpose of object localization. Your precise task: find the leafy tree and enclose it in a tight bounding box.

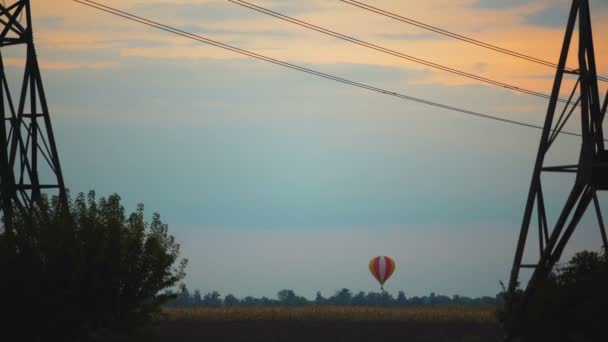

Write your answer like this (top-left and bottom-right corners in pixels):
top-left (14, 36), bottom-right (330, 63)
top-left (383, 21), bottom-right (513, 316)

top-left (224, 294), bottom-right (240, 307)
top-left (331, 288), bottom-right (352, 306)
top-left (351, 291), bottom-right (367, 306)
top-left (277, 289), bottom-right (307, 306)
top-left (378, 290), bottom-right (394, 306)
top-left (499, 250), bottom-right (608, 342)
top-left (241, 296), bottom-right (259, 306)
top-left (193, 289), bottom-right (203, 306)
top-left (314, 291), bottom-right (326, 305)
top-left (168, 284), bottom-right (193, 307)
top-left (259, 296), bottom-right (275, 306)
top-left (409, 296), bottom-right (423, 306)
top-left (365, 291), bottom-right (382, 306)
top-left (0, 191), bottom-right (187, 341)
top-left (396, 291), bottom-right (407, 306)
top-left (203, 291), bottom-right (222, 307)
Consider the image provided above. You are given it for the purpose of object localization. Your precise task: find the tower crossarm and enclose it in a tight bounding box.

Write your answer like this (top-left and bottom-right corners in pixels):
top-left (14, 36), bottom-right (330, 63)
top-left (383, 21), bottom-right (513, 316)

top-left (0, 1), bottom-right (27, 47)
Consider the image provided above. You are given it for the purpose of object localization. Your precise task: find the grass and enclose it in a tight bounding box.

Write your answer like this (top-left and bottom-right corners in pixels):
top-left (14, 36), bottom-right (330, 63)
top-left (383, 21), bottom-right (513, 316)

top-left (162, 306), bottom-right (498, 323)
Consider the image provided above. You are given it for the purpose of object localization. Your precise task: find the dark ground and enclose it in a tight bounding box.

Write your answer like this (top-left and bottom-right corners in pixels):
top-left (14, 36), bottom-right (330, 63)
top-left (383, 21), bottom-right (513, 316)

top-left (151, 320), bottom-right (502, 342)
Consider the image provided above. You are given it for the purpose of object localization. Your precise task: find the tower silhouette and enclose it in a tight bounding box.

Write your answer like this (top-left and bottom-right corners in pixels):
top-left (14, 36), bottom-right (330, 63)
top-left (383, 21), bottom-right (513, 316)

top-left (0, 0), bottom-right (66, 228)
top-left (509, 0), bottom-right (608, 297)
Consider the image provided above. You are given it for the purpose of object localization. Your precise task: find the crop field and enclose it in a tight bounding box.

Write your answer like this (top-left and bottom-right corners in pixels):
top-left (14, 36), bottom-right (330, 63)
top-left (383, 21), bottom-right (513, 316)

top-left (162, 305), bottom-right (498, 322)
top-left (151, 306), bottom-right (502, 342)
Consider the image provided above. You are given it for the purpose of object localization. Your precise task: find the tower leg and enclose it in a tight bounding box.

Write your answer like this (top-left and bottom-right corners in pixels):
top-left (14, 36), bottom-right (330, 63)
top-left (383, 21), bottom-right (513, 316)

top-left (0, 0), bottom-right (66, 223)
top-left (508, 0), bottom-right (607, 309)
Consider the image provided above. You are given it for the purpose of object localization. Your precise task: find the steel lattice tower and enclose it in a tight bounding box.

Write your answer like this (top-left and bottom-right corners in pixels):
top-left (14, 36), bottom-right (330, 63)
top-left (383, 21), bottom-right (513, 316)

top-left (509, 0), bottom-right (608, 297)
top-left (0, 0), bottom-right (66, 227)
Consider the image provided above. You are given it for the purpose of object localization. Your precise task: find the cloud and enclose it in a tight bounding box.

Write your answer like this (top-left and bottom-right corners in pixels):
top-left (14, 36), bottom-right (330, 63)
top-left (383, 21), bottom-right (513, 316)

top-left (96, 39), bottom-right (171, 48)
top-left (35, 16), bottom-right (65, 30)
top-left (379, 33), bottom-right (445, 41)
top-left (471, 0), bottom-right (533, 9)
top-left (2, 57), bottom-right (118, 70)
top-left (127, 0), bottom-right (331, 23)
top-left (180, 24), bottom-right (292, 38)
top-left (129, 1), bottom-right (251, 22)
top-left (43, 56), bottom-right (580, 230)
top-left (524, 4), bottom-right (570, 28)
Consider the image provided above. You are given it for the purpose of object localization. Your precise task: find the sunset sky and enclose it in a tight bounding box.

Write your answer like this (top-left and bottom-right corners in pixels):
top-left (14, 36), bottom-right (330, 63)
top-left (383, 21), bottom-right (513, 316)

top-left (5, 0), bottom-right (608, 298)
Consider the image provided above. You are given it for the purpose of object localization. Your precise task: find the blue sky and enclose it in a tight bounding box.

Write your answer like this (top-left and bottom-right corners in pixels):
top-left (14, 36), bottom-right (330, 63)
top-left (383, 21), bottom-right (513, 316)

top-left (4, 0), bottom-right (608, 298)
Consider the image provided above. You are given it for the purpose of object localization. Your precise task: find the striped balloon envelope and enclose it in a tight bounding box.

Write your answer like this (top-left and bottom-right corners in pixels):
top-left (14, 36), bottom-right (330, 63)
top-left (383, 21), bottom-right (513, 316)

top-left (369, 256), bottom-right (396, 290)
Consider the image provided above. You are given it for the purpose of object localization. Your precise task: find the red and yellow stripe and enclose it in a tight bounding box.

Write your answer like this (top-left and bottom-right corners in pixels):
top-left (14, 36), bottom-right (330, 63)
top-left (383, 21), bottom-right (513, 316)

top-left (369, 256), bottom-right (395, 289)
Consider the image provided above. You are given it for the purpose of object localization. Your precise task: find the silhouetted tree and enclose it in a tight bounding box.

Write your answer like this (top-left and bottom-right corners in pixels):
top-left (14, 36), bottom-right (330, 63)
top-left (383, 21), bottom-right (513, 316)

top-left (0, 191), bottom-right (187, 341)
top-left (314, 291), bottom-right (326, 305)
top-left (259, 296), bottom-right (275, 306)
top-left (277, 289), bottom-right (307, 306)
top-left (164, 286), bottom-right (504, 308)
top-left (203, 291), bottom-right (222, 307)
top-left (499, 250), bottom-right (608, 342)
top-left (409, 296), bottom-right (423, 306)
top-left (224, 294), bottom-right (240, 307)
top-left (193, 289), bottom-right (203, 306)
top-left (351, 291), bottom-right (367, 306)
top-left (396, 291), bottom-right (407, 306)
top-left (241, 296), bottom-right (259, 306)
top-left (168, 284), bottom-right (193, 307)
top-left (331, 288), bottom-right (352, 306)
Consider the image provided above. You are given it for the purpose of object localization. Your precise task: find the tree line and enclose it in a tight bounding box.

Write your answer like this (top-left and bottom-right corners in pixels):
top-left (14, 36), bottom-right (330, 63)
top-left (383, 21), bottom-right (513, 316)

top-left (166, 286), bottom-right (502, 307)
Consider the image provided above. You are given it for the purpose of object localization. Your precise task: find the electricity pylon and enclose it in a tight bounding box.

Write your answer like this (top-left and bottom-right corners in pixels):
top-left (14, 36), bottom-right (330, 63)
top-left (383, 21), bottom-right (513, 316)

top-left (509, 0), bottom-right (608, 297)
top-left (0, 0), bottom-right (66, 229)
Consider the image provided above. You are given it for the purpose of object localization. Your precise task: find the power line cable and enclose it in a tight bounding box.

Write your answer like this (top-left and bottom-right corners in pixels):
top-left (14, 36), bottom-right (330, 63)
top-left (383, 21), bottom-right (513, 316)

top-left (339, 0), bottom-right (608, 83)
top-left (72, 0), bottom-right (585, 139)
top-left (228, 0), bottom-right (569, 104)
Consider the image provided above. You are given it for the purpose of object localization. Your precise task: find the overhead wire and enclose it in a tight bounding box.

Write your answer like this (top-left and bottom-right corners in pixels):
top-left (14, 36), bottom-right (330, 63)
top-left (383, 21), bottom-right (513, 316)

top-left (228, 0), bottom-right (569, 104)
top-left (72, 0), bottom-right (585, 139)
top-left (339, 0), bottom-right (608, 83)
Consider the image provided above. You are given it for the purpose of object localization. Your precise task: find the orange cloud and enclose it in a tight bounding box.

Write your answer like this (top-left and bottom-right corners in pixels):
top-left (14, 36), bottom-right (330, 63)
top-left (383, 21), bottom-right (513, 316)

top-left (3, 57), bottom-right (118, 70)
top-left (22, 0), bottom-right (608, 97)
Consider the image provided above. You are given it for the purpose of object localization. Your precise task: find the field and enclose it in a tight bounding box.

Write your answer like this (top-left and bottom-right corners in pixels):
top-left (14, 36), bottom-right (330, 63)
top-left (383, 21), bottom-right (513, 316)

top-left (141, 306), bottom-right (503, 342)
top-left (162, 305), bottom-right (498, 322)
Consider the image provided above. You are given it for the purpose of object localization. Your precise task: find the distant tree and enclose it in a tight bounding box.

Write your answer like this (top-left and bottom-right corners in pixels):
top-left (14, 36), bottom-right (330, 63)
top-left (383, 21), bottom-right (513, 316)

top-left (379, 290), bottom-right (395, 306)
top-left (331, 288), bottom-right (352, 306)
top-left (426, 292), bottom-right (436, 306)
top-left (351, 291), bottom-right (367, 306)
top-left (277, 289), bottom-right (296, 306)
top-left (276, 289), bottom-right (307, 306)
top-left (433, 294), bottom-right (452, 306)
top-left (314, 291), bottom-right (326, 305)
top-left (365, 291), bottom-right (382, 306)
top-left (396, 291), bottom-right (408, 306)
top-left (259, 296), bottom-right (275, 306)
top-left (163, 288), bottom-right (500, 309)
top-left (475, 296), bottom-right (495, 306)
top-left (171, 284), bottom-right (192, 307)
top-left (224, 294), bottom-right (240, 307)
top-left (409, 296), bottom-right (424, 306)
top-left (241, 296), bottom-right (259, 306)
top-left (193, 289), bottom-right (203, 306)
top-left (203, 291), bottom-right (222, 307)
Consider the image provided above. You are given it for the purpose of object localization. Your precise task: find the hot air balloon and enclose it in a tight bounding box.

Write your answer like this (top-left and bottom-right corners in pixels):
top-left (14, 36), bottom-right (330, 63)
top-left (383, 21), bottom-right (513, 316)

top-left (369, 256), bottom-right (395, 290)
